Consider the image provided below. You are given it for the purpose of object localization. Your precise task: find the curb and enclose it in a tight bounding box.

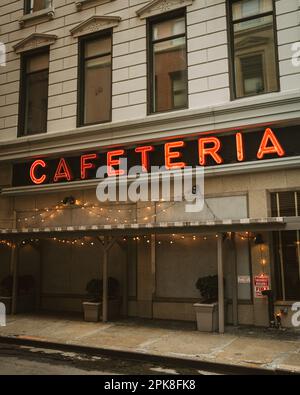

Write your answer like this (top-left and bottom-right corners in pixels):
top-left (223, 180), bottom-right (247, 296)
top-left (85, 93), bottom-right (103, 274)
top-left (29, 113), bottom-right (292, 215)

top-left (0, 335), bottom-right (297, 375)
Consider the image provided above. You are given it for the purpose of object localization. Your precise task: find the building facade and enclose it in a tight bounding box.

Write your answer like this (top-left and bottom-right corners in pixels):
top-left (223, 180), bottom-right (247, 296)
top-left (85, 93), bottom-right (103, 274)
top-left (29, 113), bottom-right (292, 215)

top-left (0, 0), bottom-right (300, 329)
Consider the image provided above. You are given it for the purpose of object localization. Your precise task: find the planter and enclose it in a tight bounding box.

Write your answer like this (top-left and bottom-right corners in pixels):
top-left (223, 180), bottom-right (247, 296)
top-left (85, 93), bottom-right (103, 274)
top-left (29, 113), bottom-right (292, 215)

top-left (0, 297), bottom-right (12, 315)
top-left (83, 298), bottom-right (122, 322)
top-left (193, 302), bottom-right (219, 332)
top-left (83, 302), bottom-right (101, 322)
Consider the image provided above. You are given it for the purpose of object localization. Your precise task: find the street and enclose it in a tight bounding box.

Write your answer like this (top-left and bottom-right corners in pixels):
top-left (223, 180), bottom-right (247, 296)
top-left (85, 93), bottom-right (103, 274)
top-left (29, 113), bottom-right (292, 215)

top-left (0, 343), bottom-right (209, 376)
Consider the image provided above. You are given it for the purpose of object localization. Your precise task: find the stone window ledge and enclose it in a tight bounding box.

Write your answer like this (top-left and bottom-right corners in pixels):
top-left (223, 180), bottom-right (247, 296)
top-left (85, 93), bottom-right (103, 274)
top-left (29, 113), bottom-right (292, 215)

top-left (19, 7), bottom-right (55, 28)
top-left (75, 0), bottom-right (114, 11)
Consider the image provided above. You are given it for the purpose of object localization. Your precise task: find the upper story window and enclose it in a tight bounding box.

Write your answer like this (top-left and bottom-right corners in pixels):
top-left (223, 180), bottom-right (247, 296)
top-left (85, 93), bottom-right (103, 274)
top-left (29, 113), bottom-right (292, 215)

top-left (78, 32), bottom-right (112, 126)
top-left (229, 0), bottom-right (279, 99)
top-left (25, 0), bottom-right (52, 14)
top-left (19, 49), bottom-right (49, 136)
top-left (148, 11), bottom-right (188, 114)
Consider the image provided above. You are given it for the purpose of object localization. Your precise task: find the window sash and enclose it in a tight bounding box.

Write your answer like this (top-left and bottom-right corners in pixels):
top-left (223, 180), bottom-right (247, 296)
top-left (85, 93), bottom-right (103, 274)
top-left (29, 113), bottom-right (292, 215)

top-left (229, 0), bottom-right (278, 99)
top-left (79, 33), bottom-right (112, 126)
top-left (25, 0), bottom-right (51, 14)
top-left (20, 50), bottom-right (49, 136)
top-left (149, 12), bottom-right (188, 114)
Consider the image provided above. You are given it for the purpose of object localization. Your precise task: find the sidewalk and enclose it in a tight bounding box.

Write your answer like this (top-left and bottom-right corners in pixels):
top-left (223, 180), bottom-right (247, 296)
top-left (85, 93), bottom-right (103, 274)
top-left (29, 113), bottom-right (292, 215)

top-left (1, 314), bottom-right (300, 373)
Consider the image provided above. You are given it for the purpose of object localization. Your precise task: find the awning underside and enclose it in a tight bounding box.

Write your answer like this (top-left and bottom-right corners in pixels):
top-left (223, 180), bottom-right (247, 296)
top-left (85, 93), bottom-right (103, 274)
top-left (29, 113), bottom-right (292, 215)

top-left (0, 217), bottom-right (289, 238)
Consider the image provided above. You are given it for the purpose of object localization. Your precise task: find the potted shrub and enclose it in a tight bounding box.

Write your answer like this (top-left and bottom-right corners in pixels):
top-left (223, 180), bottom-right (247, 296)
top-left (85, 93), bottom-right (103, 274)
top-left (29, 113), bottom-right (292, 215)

top-left (83, 278), bottom-right (121, 322)
top-left (0, 276), bottom-right (13, 315)
top-left (193, 275), bottom-right (220, 332)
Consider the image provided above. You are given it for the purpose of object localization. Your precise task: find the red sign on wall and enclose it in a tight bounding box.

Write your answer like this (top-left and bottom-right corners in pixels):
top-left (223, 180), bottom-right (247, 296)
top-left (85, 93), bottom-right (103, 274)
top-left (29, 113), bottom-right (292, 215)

top-left (254, 275), bottom-right (270, 298)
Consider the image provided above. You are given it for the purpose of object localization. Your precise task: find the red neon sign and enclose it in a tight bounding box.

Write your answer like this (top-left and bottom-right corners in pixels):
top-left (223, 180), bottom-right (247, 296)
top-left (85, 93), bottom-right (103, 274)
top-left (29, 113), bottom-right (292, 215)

top-left (54, 158), bottom-right (73, 182)
top-left (30, 160), bottom-right (47, 185)
top-left (198, 137), bottom-right (223, 166)
top-left (23, 127), bottom-right (290, 186)
top-left (236, 133), bottom-right (245, 162)
top-left (135, 146), bottom-right (154, 171)
top-left (81, 153), bottom-right (98, 179)
top-left (164, 141), bottom-right (186, 170)
top-left (107, 150), bottom-right (125, 176)
top-left (257, 128), bottom-right (285, 159)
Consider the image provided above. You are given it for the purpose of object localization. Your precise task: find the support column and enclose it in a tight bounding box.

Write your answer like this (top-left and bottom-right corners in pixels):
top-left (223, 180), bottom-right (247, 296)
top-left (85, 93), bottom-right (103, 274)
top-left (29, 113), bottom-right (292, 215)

top-left (11, 242), bottom-right (19, 315)
top-left (98, 236), bottom-right (116, 323)
top-left (103, 237), bottom-right (108, 323)
top-left (231, 233), bottom-right (239, 327)
top-left (122, 243), bottom-right (128, 317)
top-left (150, 234), bottom-right (156, 318)
top-left (217, 234), bottom-right (225, 334)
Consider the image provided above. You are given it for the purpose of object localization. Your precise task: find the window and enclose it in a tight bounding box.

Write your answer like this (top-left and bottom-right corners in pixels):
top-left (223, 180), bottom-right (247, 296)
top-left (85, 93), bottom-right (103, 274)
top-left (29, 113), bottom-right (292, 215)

top-left (149, 11), bottom-right (188, 114)
top-left (25, 0), bottom-right (51, 14)
top-left (271, 191), bottom-right (300, 301)
top-left (229, 0), bottom-right (279, 99)
top-left (79, 33), bottom-right (112, 126)
top-left (19, 50), bottom-right (49, 136)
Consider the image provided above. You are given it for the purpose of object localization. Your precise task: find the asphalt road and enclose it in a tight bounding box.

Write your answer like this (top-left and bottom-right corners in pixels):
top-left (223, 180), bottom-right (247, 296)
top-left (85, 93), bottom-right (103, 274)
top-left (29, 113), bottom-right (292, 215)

top-left (0, 343), bottom-right (208, 375)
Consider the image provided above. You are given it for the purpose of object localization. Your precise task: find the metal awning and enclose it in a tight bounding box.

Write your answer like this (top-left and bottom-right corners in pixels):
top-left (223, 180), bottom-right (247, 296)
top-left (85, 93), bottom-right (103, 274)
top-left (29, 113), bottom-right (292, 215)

top-left (0, 217), bottom-right (288, 239)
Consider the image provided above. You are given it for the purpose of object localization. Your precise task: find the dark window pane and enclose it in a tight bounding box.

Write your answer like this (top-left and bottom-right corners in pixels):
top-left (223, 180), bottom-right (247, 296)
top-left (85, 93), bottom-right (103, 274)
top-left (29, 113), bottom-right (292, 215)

top-left (25, 70), bottom-right (48, 135)
top-left (231, 0), bottom-right (278, 99)
top-left (152, 17), bottom-right (185, 41)
top-left (270, 193), bottom-right (278, 217)
top-left (232, 0), bottom-right (272, 20)
top-left (85, 37), bottom-right (111, 58)
top-left (81, 34), bottom-right (112, 125)
top-left (21, 51), bottom-right (49, 136)
top-left (26, 52), bottom-right (49, 73)
top-left (281, 231), bottom-right (300, 300)
top-left (240, 54), bottom-right (264, 95)
top-left (84, 55), bottom-right (111, 124)
top-left (171, 71), bottom-right (187, 108)
top-left (25, 0), bottom-right (51, 14)
top-left (233, 15), bottom-right (278, 97)
top-left (273, 232), bottom-right (283, 300)
top-left (153, 36), bottom-right (187, 112)
top-left (279, 192), bottom-right (296, 217)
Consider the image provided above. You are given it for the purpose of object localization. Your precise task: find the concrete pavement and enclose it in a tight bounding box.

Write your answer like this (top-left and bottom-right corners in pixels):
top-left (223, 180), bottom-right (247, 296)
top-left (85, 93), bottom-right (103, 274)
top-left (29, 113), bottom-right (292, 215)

top-left (0, 314), bottom-right (299, 374)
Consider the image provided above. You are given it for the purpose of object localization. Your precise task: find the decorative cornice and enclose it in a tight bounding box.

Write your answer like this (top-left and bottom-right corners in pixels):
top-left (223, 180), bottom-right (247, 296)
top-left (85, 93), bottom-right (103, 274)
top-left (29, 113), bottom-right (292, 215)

top-left (13, 33), bottom-right (57, 54)
top-left (75, 0), bottom-right (115, 11)
top-left (70, 15), bottom-right (121, 37)
top-left (136, 0), bottom-right (194, 19)
top-left (19, 7), bottom-right (55, 28)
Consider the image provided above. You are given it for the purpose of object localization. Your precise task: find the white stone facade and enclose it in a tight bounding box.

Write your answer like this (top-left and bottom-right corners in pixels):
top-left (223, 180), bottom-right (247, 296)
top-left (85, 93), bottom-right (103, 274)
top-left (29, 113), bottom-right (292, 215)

top-left (0, 0), bottom-right (299, 143)
top-left (0, 1), bottom-right (300, 328)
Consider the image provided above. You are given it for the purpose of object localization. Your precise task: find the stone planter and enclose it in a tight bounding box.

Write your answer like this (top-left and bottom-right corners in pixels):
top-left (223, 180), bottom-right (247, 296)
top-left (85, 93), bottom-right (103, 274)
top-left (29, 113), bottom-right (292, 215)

top-left (83, 298), bottom-right (122, 322)
top-left (83, 302), bottom-right (101, 322)
top-left (193, 302), bottom-right (219, 332)
top-left (0, 297), bottom-right (12, 315)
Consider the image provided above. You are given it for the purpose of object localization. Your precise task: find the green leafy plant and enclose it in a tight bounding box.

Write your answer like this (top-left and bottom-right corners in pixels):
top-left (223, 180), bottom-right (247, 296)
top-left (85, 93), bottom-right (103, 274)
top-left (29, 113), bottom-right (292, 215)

top-left (196, 275), bottom-right (219, 303)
